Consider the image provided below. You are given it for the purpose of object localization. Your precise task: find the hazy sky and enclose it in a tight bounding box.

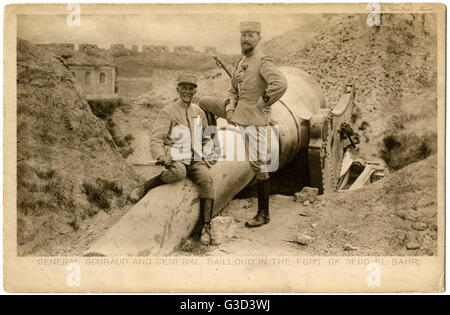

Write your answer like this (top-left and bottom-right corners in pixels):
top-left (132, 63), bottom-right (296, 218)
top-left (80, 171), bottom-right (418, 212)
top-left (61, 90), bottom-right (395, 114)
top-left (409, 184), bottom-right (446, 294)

top-left (18, 14), bottom-right (319, 54)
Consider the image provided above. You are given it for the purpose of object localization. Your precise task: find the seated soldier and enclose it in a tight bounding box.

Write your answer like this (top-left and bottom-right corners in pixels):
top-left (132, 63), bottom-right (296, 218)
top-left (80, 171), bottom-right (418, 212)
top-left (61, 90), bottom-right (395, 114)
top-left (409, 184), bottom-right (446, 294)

top-left (131, 73), bottom-right (215, 245)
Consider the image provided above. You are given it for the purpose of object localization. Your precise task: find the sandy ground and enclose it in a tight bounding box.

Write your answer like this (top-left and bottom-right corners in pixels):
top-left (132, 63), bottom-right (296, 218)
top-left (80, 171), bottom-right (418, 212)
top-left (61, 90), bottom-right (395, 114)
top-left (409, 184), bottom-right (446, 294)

top-left (206, 195), bottom-right (315, 256)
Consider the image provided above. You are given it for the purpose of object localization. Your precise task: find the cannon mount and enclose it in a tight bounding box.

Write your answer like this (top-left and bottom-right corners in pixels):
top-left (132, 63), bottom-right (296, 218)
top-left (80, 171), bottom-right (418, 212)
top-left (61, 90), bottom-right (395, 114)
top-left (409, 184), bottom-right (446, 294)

top-left (308, 84), bottom-right (358, 194)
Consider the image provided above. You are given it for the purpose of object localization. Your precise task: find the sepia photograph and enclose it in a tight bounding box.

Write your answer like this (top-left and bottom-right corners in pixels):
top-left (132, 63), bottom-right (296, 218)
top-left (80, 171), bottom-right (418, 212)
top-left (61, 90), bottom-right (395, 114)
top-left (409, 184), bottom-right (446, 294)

top-left (3, 3), bottom-right (445, 293)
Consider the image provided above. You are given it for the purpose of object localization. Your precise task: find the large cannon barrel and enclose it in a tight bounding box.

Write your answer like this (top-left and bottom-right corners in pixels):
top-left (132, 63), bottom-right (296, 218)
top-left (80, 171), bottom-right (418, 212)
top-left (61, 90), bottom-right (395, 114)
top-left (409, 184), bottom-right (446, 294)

top-left (84, 67), bottom-right (325, 256)
top-left (271, 67), bottom-right (325, 167)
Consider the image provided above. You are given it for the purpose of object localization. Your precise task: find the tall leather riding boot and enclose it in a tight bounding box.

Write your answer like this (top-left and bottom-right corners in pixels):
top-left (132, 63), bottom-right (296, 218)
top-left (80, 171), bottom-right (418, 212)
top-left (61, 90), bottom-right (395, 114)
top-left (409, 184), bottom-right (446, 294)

top-left (142, 173), bottom-right (164, 192)
top-left (129, 173), bottom-right (164, 203)
top-left (200, 198), bottom-right (214, 245)
top-left (245, 179), bottom-right (270, 228)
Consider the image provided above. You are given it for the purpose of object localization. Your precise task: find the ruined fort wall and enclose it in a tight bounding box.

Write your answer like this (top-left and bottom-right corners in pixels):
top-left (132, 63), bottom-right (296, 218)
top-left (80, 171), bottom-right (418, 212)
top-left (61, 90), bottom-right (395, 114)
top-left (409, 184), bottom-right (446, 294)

top-left (78, 44), bottom-right (100, 56)
top-left (205, 46), bottom-right (217, 54)
top-left (142, 45), bottom-right (170, 55)
top-left (36, 43), bottom-right (75, 57)
top-left (38, 43), bottom-right (218, 57)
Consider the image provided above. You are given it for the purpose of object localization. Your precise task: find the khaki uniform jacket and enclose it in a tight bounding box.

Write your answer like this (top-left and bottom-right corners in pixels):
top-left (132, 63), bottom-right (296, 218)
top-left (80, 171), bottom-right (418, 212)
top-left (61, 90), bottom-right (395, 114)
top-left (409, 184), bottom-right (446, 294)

top-left (225, 47), bottom-right (288, 126)
top-left (150, 100), bottom-right (211, 165)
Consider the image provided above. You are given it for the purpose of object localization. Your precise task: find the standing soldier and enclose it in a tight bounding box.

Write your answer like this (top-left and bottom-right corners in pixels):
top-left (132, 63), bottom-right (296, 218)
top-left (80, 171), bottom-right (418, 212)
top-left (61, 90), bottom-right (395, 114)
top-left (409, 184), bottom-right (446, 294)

top-left (199, 21), bottom-right (288, 227)
top-left (131, 73), bottom-right (215, 245)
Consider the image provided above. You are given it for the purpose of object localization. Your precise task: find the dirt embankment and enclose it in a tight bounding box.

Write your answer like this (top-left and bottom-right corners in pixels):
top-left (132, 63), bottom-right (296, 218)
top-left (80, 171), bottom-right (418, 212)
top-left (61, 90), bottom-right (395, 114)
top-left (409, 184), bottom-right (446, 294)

top-left (17, 39), bottom-right (141, 256)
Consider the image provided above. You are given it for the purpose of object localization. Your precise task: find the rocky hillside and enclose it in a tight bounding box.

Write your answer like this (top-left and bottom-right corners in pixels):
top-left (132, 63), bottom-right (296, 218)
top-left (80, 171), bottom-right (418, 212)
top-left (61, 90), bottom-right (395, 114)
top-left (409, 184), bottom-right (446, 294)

top-left (17, 39), bottom-right (141, 256)
top-left (262, 13), bottom-right (438, 168)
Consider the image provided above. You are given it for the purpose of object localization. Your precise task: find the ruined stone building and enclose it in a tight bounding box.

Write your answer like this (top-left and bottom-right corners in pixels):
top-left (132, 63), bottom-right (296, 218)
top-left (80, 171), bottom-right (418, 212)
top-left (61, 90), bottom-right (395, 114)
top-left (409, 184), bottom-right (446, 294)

top-left (69, 65), bottom-right (118, 97)
top-left (67, 54), bottom-right (118, 97)
top-left (173, 46), bottom-right (195, 55)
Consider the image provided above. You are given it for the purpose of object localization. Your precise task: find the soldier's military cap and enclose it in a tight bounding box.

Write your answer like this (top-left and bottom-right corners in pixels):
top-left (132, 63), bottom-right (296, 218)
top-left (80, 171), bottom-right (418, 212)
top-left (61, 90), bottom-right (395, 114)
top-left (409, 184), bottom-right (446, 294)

top-left (240, 21), bottom-right (261, 33)
top-left (176, 73), bottom-right (198, 87)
